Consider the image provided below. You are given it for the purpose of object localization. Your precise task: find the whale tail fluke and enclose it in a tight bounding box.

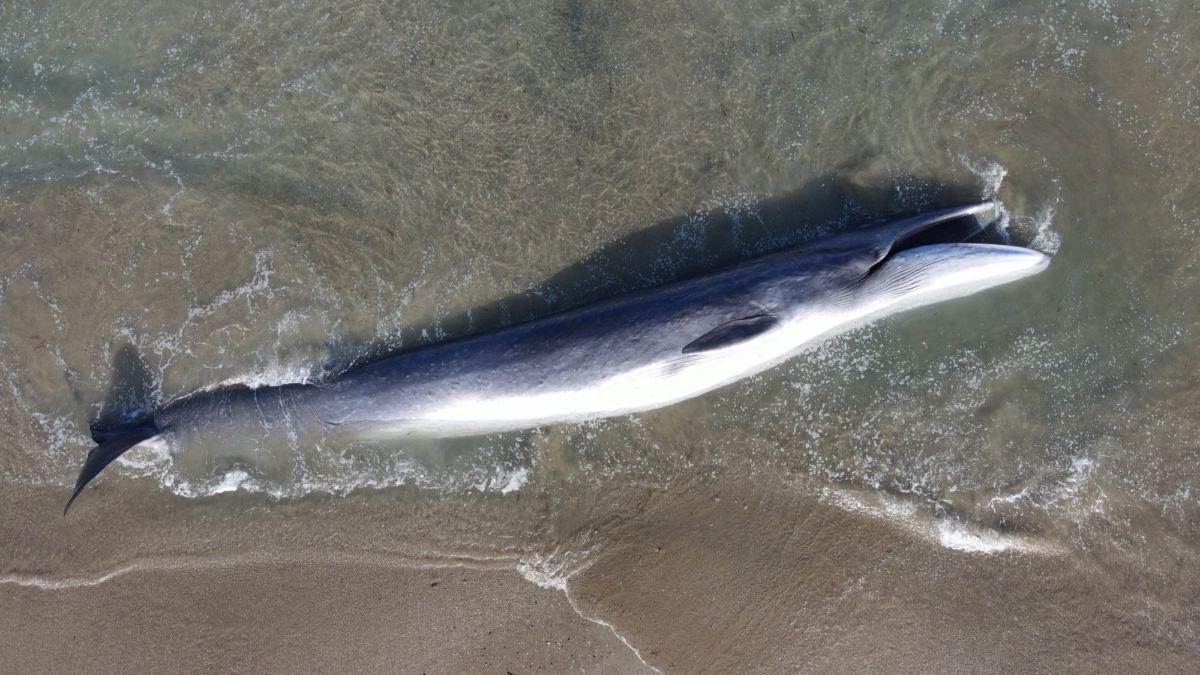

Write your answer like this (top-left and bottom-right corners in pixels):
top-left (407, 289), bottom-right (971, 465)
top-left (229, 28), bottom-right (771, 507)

top-left (64, 420), bottom-right (160, 515)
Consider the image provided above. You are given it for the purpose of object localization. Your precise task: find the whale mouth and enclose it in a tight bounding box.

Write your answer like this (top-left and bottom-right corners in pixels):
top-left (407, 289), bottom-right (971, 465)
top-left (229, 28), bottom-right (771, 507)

top-left (889, 203), bottom-right (999, 255)
top-left (862, 201), bottom-right (1048, 289)
top-left (861, 199), bottom-right (1050, 304)
top-left (860, 201), bottom-right (1006, 277)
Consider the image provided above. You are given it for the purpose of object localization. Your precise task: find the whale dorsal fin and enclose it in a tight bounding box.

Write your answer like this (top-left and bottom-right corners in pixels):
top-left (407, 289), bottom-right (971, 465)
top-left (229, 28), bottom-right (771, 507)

top-left (682, 313), bottom-right (779, 354)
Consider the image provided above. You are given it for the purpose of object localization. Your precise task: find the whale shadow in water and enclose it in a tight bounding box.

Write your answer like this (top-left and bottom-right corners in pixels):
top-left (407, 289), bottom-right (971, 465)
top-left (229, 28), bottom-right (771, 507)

top-left (322, 171), bottom-right (1005, 376)
top-left (91, 343), bottom-right (158, 436)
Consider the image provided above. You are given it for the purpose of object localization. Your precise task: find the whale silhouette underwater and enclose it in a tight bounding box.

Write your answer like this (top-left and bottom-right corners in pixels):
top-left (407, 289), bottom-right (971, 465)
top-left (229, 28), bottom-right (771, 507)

top-left (67, 200), bottom-right (1049, 512)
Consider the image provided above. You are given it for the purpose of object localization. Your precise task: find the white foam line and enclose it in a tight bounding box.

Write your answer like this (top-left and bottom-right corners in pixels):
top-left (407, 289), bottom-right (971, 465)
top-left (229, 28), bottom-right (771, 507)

top-left (819, 487), bottom-right (1062, 556)
top-left (935, 519), bottom-right (1017, 554)
top-left (9, 550), bottom-right (658, 669)
top-left (563, 583), bottom-right (661, 673)
top-left (519, 556), bottom-right (661, 673)
top-left (1, 565), bottom-right (140, 590)
top-left (1, 552), bottom-right (521, 591)
top-left (156, 158), bottom-right (186, 221)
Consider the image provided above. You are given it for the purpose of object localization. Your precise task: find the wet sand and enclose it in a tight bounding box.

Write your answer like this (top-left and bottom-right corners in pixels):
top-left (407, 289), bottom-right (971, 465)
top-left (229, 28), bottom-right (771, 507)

top-left (5, 559), bottom-right (651, 673)
top-left (568, 479), bottom-right (1199, 672)
top-left (5, 475), bottom-right (1197, 673)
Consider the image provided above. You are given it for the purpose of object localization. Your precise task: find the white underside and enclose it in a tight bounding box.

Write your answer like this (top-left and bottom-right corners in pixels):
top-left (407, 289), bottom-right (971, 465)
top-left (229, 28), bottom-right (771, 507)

top-left (416, 315), bottom-right (842, 434)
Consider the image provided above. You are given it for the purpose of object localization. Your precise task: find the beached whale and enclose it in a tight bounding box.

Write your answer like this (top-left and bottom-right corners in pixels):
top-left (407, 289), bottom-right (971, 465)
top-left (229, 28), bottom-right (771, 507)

top-left (68, 201), bottom-right (1049, 512)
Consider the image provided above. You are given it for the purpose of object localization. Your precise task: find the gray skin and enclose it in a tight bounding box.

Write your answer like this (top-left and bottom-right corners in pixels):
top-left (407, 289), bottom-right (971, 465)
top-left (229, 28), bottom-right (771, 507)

top-left (68, 201), bottom-right (1048, 512)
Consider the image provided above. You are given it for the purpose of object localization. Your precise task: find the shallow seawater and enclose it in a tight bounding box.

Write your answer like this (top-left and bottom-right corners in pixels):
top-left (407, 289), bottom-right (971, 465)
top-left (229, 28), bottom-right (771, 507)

top-left (2, 0), bottom-right (1199, 661)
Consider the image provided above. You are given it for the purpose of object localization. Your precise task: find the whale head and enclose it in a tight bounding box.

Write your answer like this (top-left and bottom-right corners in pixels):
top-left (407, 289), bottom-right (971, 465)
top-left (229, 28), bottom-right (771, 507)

top-left (839, 202), bottom-right (1050, 321)
top-left (854, 241), bottom-right (1049, 316)
top-left (774, 201), bottom-right (1050, 325)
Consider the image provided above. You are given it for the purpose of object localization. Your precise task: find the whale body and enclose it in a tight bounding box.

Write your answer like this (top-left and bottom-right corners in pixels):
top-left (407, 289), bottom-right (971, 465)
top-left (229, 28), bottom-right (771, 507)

top-left (68, 201), bottom-right (1049, 511)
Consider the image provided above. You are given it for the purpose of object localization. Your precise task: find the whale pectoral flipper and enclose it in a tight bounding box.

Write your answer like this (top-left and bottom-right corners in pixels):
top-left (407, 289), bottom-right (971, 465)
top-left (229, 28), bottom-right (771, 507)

top-left (682, 313), bottom-right (779, 354)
